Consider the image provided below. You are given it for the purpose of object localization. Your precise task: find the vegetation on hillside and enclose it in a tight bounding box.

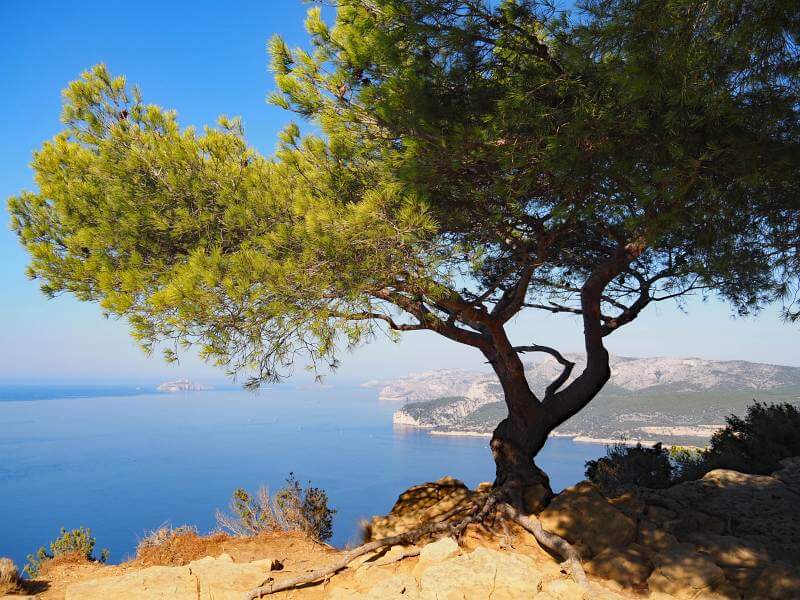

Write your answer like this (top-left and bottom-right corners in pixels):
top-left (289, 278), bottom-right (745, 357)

top-left (216, 474), bottom-right (336, 542)
top-left (24, 527), bottom-right (108, 578)
top-left (586, 402), bottom-right (800, 493)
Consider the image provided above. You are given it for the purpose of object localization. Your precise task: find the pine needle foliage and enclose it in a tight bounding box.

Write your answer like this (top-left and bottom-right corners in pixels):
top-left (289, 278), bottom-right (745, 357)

top-left (7, 2), bottom-right (800, 449)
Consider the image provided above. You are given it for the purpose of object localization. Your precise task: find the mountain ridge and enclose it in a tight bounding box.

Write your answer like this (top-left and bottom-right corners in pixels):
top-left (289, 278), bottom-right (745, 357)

top-left (371, 355), bottom-right (800, 445)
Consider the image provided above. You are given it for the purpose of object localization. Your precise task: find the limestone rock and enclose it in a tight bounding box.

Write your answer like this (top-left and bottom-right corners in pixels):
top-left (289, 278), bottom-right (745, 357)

top-left (0, 558), bottom-right (20, 596)
top-left (609, 492), bottom-right (646, 520)
top-left (64, 554), bottom-right (276, 600)
top-left (585, 544), bottom-right (653, 588)
top-left (365, 476), bottom-right (472, 540)
top-left (686, 532), bottom-right (770, 570)
top-left (661, 468), bottom-right (800, 562)
top-left (646, 544), bottom-right (734, 599)
top-left (538, 578), bottom-right (589, 600)
top-left (340, 572), bottom-right (420, 600)
top-left (539, 482), bottom-right (637, 557)
top-left (418, 547), bottom-right (542, 600)
top-left (418, 537), bottom-right (460, 565)
top-left (475, 481), bottom-right (493, 493)
top-left (772, 456), bottom-right (800, 495)
top-left (748, 561), bottom-right (800, 600)
top-left (372, 544), bottom-right (420, 567)
top-left (367, 572), bottom-right (420, 599)
top-left (638, 521), bottom-right (678, 553)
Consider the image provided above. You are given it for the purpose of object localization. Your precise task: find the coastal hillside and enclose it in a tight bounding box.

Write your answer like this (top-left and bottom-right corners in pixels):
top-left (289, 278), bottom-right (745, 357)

top-left (376, 355), bottom-right (800, 445)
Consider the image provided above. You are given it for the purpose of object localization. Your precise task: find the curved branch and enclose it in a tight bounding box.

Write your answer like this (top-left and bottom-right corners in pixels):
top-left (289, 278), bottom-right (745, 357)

top-left (328, 310), bottom-right (427, 331)
top-left (512, 344), bottom-right (575, 398)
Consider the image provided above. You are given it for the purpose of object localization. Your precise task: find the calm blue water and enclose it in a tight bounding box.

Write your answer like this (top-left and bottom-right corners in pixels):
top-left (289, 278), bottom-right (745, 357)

top-left (0, 386), bottom-right (603, 569)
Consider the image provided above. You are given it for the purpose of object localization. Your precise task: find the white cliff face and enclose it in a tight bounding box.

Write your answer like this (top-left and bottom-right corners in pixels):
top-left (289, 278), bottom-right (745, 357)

top-left (156, 378), bottom-right (212, 392)
top-left (382, 354), bottom-right (800, 440)
top-left (374, 355), bottom-right (800, 403)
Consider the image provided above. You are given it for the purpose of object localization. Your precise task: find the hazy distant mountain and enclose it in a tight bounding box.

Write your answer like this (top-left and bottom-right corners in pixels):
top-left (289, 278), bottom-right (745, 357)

top-left (377, 355), bottom-right (800, 445)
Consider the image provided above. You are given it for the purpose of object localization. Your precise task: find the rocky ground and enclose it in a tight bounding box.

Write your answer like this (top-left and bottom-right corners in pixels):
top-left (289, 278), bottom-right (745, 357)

top-left (2, 458), bottom-right (798, 599)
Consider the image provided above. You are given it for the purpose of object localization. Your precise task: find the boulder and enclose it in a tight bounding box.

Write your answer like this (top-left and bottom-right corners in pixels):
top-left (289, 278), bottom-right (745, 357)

top-left (637, 521), bottom-right (678, 553)
top-left (685, 532), bottom-right (769, 570)
top-left (585, 544), bottom-right (653, 588)
top-left (771, 456), bottom-right (800, 495)
top-left (661, 468), bottom-right (800, 562)
top-left (646, 544), bottom-right (737, 599)
top-left (366, 476), bottom-right (472, 540)
top-left (335, 572), bottom-right (421, 600)
top-left (0, 558), bottom-right (20, 596)
top-left (609, 492), bottom-right (646, 520)
top-left (539, 482), bottom-right (637, 557)
top-left (749, 561), bottom-right (800, 600)
top-left (418, 537), bottom-right (460, 565)
top-left (418, 547), bottom-right (542, 599)
top-left (64, 554), bottom-right (277, 600)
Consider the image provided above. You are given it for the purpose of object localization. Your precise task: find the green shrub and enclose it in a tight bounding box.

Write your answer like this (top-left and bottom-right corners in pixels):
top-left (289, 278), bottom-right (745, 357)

top-left (216, 473), bottom-right (335, 542)
top-left (585, 442), bottom-right (673, 493)
top-left (586, 402), bottom-right (800, 491)
top-left (700, 402), bottom-right (800, 475)
top-left (24, 527), bottom-right (108, 577)
top-left (667, 445), bottom-right (709, 482)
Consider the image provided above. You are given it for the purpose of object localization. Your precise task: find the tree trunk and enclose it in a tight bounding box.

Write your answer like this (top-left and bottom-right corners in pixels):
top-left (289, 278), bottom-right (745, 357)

top-left (484, 337), bottom-right (555, 512)
top-left (490, 413), bottom-right (553, 512)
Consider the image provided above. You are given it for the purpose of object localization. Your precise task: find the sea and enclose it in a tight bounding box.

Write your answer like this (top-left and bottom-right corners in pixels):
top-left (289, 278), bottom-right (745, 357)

top-left (0, 385), bottom-right (605, 570)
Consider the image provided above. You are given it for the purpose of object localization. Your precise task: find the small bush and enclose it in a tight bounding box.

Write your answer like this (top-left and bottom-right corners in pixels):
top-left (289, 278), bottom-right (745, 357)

top-left (216, 473), bottom-right (335, 542)
top-left (24, 527), bottom-right (108, 577)
top-left (701, 402), bottom-right (800, 475)
top-left (0, 557), bottom-right (21, 595)
top-left (586, 402), bottom-right (800, 491)
top-left (585, 442), bottom-right (673, 493)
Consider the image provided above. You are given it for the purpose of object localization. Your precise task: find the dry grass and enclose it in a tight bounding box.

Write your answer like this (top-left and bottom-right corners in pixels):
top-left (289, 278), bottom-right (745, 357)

top-left (0, 557), bottom-right (21, 595)
top-left (134, 527), bottom-right (230, 567)
top-left (216, 486), bottom-right (306, 537)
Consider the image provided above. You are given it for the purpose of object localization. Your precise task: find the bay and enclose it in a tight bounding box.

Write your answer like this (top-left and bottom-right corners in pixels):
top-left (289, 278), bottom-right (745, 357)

top-left (0, 386), bottom-right (604, 569)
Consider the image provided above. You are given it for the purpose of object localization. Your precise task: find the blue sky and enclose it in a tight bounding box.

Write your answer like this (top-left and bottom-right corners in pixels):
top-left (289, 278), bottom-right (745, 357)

top-left (0, 1), bottom-right (797, 385)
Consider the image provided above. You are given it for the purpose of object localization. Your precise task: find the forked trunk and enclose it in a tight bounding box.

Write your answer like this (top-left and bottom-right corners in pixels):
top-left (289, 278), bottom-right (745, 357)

top-left (490, 414), bottom-right (553, 512)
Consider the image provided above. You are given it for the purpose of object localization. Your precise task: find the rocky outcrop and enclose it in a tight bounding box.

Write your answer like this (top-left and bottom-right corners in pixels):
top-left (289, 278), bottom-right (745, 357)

top-left (539, 481), bottom-right (637, 557)
top-left (364, 476), bottom-right (474, 540)
top-left (64, 554), bottom-right (280, 600)
top-left (41, 460), bottom-right (800, 600)
top-left (658, 461), bottom-right (800, 563)
top-left (533, 459), bottom-right (800, 598)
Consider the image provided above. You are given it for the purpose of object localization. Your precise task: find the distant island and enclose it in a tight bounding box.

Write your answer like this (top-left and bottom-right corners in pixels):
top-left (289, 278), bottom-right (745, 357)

top-left (156, 378), bottom-right (213, 393)
top-left (367, 355), bottom-right (800, 446)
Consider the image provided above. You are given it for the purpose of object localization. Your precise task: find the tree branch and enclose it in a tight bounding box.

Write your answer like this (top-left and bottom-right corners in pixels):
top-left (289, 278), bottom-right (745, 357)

top-left (512, 344), bottom-right (576, 398)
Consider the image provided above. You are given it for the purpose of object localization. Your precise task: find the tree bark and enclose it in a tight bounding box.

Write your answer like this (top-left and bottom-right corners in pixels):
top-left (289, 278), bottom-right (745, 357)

top-left (490, 415), bottom-right (553, 510)
top-left (484, 329), bottom-right (555, 509)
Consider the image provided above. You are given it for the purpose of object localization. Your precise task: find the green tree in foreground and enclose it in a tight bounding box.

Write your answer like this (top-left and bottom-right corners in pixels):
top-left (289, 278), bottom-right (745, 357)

top-left (25, 527), bottom-right (108, 577)
top-left (8, 0), bottom-right (800, 506)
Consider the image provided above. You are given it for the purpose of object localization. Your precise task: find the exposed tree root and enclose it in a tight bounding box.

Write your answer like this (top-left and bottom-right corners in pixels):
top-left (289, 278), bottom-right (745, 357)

top-left (498, 503), bottom-right (590, 589)
top-left (243, 490), bottom-right (590, 599)
top-left (243, 504), bottom-right (468, 599)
